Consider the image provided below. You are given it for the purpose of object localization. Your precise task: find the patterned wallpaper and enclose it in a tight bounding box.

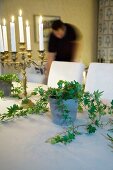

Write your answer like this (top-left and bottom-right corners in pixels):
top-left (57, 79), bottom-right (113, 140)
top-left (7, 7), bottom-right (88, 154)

top-left (98, 0), bottom-right (113, 63)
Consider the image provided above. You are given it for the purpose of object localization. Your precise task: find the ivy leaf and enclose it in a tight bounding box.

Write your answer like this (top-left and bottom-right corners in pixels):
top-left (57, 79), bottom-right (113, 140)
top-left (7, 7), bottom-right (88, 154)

top-left (111, 100), bottom-right (113, 105)
top-left (7, 104), bottom-right (20, 117)
top-left (57, 80), bottom-right (63, 89)
top-left (87, 124), bottom-right (96, 134)
top-left (88, 104), bottom-right (96, 114)
top-left (111, 100), bottom-right (113, 109)
top-left (93, 90), bottom-right (103, 100)
top-left (95, 120), bottom-right (100, 127)
top-left (78, 104), bottom-right (84, 113)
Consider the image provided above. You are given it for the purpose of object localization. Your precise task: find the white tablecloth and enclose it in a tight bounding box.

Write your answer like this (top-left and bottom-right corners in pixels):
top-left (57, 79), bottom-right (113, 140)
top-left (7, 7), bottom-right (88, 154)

top-left (0, 83), bottom-right (113, 170)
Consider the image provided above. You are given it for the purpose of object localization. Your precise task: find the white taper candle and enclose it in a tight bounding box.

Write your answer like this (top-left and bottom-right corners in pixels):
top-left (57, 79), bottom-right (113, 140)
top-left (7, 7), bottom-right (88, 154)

top-left (18, 10), bottom-right (24, 43)
top-left (0, 25), bottom-right (4, 52)
top-left (26, 20), bottom-right (31, 50)
top-left (10, 16), bottom-right (16, 52)
top-left (2, 19), bottom-right (8, 51)
top-left (39, 16), bottom-right (44, 51)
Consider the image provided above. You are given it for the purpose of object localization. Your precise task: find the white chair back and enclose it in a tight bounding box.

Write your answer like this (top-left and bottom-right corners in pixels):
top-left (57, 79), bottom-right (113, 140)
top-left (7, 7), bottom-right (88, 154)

top-left (85, 63), bottom-right (113, 101)
top-left (47, 61), bottom-right (85, 88)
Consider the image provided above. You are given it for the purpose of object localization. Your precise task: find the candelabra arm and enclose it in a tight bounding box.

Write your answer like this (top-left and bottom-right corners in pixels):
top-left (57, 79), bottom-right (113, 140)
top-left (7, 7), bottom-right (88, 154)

top-left (21, 53), bottom-right (27, 97)
top-left (21, 68), bottom-right (27, 97)
top-left (0, 46), bottom-right (46, 98)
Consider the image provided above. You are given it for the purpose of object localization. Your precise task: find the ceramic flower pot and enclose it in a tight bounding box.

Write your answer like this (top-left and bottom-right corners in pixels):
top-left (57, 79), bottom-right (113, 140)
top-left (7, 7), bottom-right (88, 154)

top-left (0, 80), bottom-right (12, 96)
top-left (49, 98), bottom-right (78, 126)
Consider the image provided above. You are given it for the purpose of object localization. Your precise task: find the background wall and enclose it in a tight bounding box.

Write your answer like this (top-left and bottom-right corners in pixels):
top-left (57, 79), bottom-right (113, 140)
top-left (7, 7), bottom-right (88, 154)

top-left (98, 0), bottom-right (113, 63)
top-left (0, 0), bottom-right (98, 67)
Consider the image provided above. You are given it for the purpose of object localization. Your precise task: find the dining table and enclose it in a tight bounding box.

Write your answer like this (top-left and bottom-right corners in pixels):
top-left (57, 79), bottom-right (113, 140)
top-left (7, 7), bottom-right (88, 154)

top-left (0, 82), bottom-right (113, 170)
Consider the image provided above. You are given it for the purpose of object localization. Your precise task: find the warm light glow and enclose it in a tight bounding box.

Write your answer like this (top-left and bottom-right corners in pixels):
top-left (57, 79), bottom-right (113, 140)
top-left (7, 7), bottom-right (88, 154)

top-left (39, 16), bottom-right (43, 24)
top-left (3, 18), bottom-right (6, 26)
top-left (19, 9), bottom-right (22, 16)
top-left (26, 20), bottom-right (29, 26)
top-left (11, 16), bottom-right (15, 22)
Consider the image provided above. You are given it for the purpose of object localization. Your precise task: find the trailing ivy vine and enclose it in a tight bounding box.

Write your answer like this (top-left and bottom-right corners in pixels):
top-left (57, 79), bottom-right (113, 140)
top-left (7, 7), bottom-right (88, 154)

top-left (0, 80), bottom-right (113, 145)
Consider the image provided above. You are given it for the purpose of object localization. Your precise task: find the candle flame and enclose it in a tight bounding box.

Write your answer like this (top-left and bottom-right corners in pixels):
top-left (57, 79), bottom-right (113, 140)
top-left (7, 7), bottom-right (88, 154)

top-left (26, 20), bottom-right (29, 26)
top-left (39, 16), bottom-right (43, 24)
top-left (19, 9), bottom-right (22, 16)
top-left (11, 16), bottom-right (15, 22)
top-left (3, 18), bottom-right (6, 26)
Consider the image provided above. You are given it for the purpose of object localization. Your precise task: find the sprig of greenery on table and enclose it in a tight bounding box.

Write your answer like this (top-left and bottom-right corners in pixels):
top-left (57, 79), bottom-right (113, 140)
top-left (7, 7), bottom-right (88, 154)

top-left (47, 128), bottom-right (81, 144)
top-left (0, 87), bottom-right (49, 121)
top-left (79, 91), bottom-right (113, 133)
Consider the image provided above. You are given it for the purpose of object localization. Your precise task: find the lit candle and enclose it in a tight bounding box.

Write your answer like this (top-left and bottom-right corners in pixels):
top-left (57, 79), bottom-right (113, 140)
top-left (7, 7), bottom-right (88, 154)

top-left (39, 16), bottom-right (44, 51)
top-left (10, 16), bottom-right (16, 52)
top-left (26, 20), bottom-right (31, 50)
top-left (0, 25), bottom-right (4, 52)
top-left (18, 9), bottom-right (24, 43)
top-left (2, 19), bottom-right (8, 51)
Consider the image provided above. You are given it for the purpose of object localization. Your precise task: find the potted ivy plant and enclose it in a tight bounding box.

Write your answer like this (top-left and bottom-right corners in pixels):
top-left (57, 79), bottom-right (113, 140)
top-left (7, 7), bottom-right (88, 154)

top-left (39, 80), bottom-right (83, 126)
top-left (0, 74), bottom-right (20, 96)
top-left (48, 80), bottom-right (83, 125)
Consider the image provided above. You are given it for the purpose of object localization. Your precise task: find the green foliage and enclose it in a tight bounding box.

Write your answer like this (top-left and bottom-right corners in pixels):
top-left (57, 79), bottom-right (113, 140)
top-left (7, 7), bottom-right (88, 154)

top-left (7, 104), bottom-right (21, 116)
top-left (0, 104), bottom-right (22, 120)
top-left (87, 124), bottom-right (96, 134)
top-left (0, 103), bottom-right (34, 121)
top-left (81, 90), bottom-right (108, 127)
top-left (0, 90), bottom-right (4, 98)
top-left (0, 80), bottom-right (113, 146)
top-left (22, 97), bottom-right (30, 104)
top-left (47, 126), bottom-right (81, 144)
top-left (0, 74), bottom-right (19, 83)
top-left (11, 85), bottom-right (23, 98)
top-left (0, 89), bottom-right (49, 121)
top-left (30, 87), bottom-right (49, 114)
top-left (47, 80), bottom-right (83, 100)
top-left (31, 80), bottom-right (83, 104)
top-left (45, 82), bottom-right (113, 143)
top-left (107, 100), bottom-right (113, 115)
top-left (0, 74), bottom-right (21, 97)
top-left (33, 99), bottom-right (48, 114)
top-left (37, 80), bottom-right (83, 125)
top-left (49, 132), bottom-right (75, 145)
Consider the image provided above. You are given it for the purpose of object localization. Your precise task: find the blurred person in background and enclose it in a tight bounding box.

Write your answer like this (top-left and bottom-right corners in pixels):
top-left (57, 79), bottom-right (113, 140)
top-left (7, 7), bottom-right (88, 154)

top-left (45, 19), bottom-right (82, 83)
